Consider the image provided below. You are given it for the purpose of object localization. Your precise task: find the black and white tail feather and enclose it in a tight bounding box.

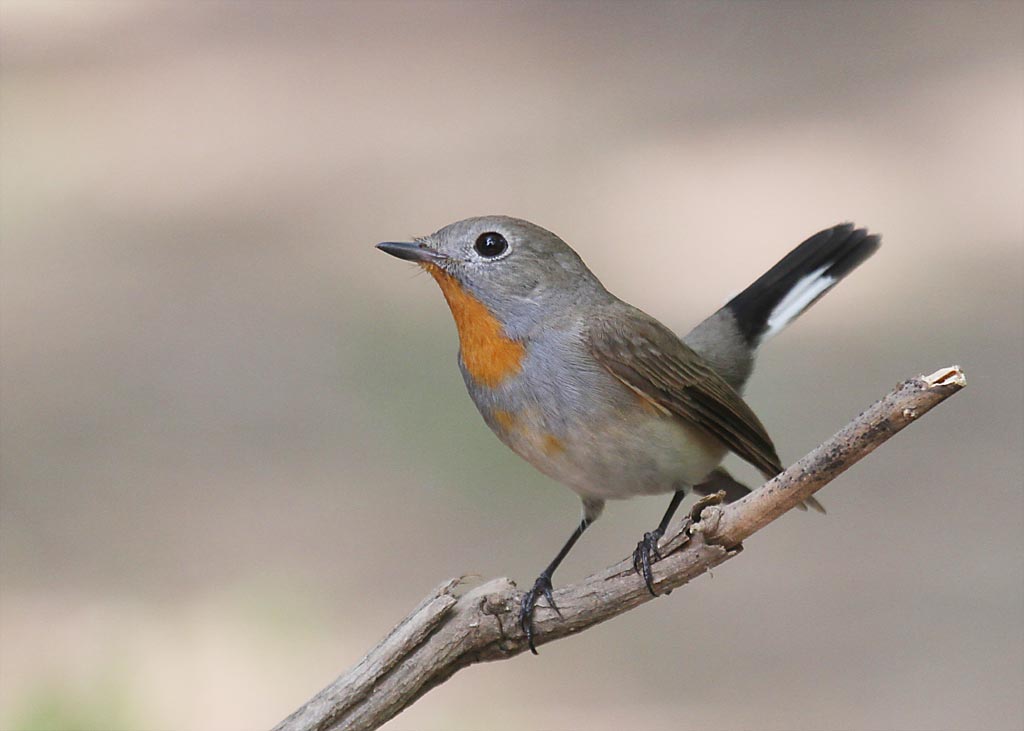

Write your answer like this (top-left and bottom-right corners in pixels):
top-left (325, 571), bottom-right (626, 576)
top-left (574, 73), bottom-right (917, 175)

top-left (687, 222), bottom-right (881, 514)
top-left (727, 222), bottom-right (881, 349)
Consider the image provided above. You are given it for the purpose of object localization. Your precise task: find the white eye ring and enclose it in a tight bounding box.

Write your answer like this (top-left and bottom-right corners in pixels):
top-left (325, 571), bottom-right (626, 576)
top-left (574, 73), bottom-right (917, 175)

top-left (473, 232), bottom-right (511, 260)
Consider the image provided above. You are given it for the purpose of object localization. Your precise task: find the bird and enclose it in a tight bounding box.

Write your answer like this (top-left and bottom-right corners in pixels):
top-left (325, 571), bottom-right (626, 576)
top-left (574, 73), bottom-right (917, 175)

top-left (376, 216), bottom-right (880, 653)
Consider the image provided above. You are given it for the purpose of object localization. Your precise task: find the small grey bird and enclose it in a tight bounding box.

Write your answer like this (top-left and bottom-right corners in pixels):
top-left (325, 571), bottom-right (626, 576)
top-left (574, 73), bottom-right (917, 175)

top-left (377, 218), bottom-right (880, 652)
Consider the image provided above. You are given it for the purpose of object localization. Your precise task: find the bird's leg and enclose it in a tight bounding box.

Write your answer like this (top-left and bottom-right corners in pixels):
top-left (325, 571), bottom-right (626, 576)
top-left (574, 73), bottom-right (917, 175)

top-left (633, 489), bottom-right (686, 596)
top-left (520, 516), bottom-right (592, 655)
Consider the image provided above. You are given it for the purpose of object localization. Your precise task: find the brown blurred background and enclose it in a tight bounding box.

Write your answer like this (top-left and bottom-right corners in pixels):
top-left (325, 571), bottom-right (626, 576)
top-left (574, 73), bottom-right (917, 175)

top-left (1, 2), bottom-right (1022, 730)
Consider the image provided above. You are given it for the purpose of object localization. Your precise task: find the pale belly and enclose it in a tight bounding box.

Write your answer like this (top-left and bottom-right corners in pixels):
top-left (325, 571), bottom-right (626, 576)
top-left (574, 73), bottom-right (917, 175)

top-left (484, 397), bottom-right (727, 502)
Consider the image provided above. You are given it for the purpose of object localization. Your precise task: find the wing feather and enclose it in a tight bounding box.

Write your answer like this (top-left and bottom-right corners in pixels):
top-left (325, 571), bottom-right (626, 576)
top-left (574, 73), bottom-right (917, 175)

top-left (589, 313), bottom-right (784, 478)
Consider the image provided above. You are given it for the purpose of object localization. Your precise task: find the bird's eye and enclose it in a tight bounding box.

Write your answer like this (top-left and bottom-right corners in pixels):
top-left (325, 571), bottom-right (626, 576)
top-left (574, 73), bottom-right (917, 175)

top-left (474, 232), bottom-right (508, 258)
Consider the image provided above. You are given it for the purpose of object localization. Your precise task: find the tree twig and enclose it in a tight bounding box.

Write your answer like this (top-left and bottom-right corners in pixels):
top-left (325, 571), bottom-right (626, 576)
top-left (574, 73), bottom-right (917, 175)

top-left (274, 366), bottom-right (966, 731)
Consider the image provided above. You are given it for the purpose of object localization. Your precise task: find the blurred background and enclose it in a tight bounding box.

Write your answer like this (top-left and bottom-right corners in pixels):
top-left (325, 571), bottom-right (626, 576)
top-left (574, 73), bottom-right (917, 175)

top-left (1, 2), bottom-right (1022, 730)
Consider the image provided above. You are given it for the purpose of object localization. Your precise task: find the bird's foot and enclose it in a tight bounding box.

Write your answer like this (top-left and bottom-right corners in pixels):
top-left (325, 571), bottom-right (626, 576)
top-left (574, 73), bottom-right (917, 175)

top-left (632, 529), bottom-right (665, 596)
top-left (520, 573), bottom-right (560, 655)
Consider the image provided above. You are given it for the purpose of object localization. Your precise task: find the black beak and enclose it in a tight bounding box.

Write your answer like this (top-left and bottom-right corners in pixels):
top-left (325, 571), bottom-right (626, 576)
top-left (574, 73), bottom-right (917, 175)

top-left (375, 241), bottom-right (442, 263)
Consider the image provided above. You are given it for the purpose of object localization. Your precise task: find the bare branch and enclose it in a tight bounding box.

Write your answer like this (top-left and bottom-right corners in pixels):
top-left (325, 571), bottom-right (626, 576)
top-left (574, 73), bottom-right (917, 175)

top-left (274, 366), bottom-right (966, 731)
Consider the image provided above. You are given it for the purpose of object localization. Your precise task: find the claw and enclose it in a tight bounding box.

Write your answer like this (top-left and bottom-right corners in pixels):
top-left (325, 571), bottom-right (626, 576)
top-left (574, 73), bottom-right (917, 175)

top-left (520, 574), bottom-right (558, 654)
top-left (632, 529), bottom-right (665, 596)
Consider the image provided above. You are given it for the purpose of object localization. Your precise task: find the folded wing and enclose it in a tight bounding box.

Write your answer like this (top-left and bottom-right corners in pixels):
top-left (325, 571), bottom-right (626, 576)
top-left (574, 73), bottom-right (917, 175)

top-left (589, 313), bottom-right (785, 480)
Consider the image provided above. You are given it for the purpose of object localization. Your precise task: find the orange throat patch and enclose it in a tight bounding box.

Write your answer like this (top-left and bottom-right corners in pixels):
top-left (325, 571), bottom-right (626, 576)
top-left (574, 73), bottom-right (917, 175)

top-left (422, 263), bottom-right (525, 387)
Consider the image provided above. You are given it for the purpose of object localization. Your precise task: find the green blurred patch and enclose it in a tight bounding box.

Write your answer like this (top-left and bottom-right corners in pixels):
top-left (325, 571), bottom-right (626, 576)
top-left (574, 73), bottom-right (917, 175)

top-left (5, 674), bottom-right (141, 731)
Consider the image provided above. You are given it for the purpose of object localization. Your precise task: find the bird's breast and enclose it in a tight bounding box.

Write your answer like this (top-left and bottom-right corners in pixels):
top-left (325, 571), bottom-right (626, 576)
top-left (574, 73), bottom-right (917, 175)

top-left (423, 263), bottom-right (525, 388)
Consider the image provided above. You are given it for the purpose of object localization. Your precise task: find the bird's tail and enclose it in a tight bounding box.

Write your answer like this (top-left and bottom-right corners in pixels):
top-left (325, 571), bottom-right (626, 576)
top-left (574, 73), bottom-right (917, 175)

top-left (683, 223), bottom-right (880, 392)
top-left (726, 223), bottom-right (881, 348)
